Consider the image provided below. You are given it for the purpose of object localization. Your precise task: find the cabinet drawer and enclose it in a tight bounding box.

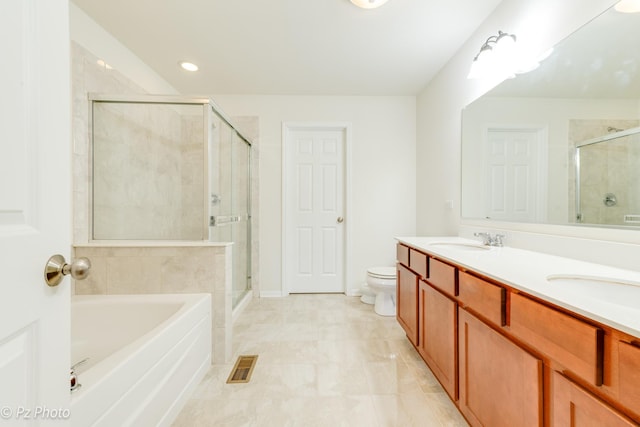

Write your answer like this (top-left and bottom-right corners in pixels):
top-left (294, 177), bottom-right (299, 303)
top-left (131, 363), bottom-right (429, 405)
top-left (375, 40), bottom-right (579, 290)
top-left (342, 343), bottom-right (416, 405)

top-left (397, 244), bottom-right (409, 266)
top-left (618, 341), bottom-right (640, 412)
top-left (458, 271), bottom-right (506, 327)
top-left (428, 258), bottom-right (456, 296)
top-left (409, 248), bottom-right (427, 278)
top-left (509, 293), bottom-right (604, 386)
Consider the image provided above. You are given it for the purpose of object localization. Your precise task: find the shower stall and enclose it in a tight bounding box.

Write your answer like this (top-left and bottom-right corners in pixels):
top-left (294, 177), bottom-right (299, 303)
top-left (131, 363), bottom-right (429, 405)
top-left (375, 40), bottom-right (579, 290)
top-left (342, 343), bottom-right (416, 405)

top-left (89, 95), bottom-right (252, 307)
top-left (575, 126), bottom-right (640, 227)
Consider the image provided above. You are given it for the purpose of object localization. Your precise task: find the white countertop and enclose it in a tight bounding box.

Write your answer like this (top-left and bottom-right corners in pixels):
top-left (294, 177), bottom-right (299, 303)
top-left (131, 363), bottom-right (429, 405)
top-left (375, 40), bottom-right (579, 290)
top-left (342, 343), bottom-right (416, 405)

top-left (396, 236), bottom-right (640, 339)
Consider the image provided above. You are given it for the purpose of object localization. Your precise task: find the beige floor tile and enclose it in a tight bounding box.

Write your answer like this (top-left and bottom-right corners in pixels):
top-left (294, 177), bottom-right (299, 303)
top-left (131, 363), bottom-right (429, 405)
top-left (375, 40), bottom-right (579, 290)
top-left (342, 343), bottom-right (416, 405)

top-left (172, 294), bottom-right (468, 427)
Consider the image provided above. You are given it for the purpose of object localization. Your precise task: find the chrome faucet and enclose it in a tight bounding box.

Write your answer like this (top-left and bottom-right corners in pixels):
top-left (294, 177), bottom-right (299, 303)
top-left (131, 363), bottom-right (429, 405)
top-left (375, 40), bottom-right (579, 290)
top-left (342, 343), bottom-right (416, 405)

top-left (474, 232), bottom-right (505, 247)
top-left (70, 358), bottom-right (89, 392)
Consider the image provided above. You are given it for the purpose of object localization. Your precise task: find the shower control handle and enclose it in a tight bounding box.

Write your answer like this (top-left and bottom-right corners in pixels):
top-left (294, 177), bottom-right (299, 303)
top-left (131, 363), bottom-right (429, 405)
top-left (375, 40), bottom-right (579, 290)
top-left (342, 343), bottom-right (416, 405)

top-left (337, 217), bottom-right (344, 224)
top-left (44, 255), bottom-right (92, 287)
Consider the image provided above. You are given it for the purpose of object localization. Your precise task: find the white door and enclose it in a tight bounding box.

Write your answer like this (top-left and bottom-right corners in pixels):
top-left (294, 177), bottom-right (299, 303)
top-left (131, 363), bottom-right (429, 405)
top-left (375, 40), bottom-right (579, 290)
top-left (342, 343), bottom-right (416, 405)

top-left (284, 125), bottom-right (346, 293)
top-left (0, 1), bottom-right (71, 424)
top-left (485, 128), bottom-right (545, 222)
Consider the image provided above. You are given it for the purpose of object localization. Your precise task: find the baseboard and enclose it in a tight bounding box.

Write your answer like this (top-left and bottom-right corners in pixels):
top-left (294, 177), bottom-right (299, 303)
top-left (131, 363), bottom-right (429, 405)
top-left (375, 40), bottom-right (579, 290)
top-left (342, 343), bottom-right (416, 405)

top-left (259, 290), bottom-right (287, 298)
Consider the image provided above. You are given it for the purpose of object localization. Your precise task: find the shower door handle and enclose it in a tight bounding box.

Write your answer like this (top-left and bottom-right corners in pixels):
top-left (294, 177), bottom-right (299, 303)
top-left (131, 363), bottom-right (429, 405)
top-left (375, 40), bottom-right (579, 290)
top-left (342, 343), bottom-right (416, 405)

top-left (337, 217), bottom-right (344, 224)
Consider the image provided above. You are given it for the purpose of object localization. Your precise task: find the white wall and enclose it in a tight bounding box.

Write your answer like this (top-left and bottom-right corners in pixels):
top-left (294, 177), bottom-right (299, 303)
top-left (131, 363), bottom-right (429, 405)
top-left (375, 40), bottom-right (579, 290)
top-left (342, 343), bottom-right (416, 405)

top-left (414, 0), bottom-right (640, 271)
top-left (211, 95), bottom-right (417, 296)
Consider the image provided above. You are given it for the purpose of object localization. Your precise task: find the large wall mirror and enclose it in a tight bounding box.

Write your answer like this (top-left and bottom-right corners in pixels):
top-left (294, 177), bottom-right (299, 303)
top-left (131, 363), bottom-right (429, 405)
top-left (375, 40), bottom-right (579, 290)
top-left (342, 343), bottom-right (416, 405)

top-left (461, 5), bottom-right (640, 229)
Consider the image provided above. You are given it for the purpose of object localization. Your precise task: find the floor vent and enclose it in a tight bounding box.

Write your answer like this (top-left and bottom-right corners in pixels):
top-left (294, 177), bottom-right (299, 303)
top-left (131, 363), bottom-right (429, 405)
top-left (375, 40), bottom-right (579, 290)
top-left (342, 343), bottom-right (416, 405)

top-left (226, 355), bottom-right (258, 384)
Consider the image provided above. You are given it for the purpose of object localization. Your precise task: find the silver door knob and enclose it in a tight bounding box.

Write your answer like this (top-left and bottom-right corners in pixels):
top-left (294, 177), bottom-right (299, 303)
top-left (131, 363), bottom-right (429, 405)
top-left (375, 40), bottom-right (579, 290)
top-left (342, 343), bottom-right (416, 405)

top-left (44, 255), bottom-right (91, 287)
top-left (337, 217), bottom-right (344, 224)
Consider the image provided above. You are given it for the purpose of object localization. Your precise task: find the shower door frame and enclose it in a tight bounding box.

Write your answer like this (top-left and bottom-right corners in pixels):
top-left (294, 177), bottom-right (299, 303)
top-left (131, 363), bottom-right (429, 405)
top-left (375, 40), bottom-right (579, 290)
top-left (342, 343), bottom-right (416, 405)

top-left (87, 94), bottom-right (253, 244)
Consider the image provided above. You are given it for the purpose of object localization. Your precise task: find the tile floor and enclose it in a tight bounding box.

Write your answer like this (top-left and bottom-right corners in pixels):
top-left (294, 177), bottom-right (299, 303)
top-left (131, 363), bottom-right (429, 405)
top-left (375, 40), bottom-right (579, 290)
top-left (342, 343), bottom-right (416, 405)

top-left (172, 294), bottom-right (468, 427)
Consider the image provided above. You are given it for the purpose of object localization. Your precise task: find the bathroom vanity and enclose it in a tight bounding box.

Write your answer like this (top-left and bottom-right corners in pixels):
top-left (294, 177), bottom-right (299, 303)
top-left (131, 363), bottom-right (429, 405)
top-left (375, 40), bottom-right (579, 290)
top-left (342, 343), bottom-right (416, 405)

top-left (396, 237), bottom-right (640, 426)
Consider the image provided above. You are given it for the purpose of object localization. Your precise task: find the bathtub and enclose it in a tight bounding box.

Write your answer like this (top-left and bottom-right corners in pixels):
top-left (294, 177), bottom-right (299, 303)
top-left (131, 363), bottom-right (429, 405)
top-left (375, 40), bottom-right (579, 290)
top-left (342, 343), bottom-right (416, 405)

top-left (70, 293), bottom-right (211, 427)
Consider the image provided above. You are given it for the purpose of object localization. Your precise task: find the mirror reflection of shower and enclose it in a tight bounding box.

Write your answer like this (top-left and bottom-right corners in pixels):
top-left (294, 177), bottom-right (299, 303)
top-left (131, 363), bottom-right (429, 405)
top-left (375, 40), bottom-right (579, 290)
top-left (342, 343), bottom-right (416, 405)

top-left (575, 126), bottom-right (640, 226)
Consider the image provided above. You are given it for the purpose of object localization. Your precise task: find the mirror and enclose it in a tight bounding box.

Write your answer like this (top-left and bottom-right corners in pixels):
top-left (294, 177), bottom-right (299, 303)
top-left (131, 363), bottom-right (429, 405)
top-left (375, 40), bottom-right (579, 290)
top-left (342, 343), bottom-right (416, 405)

top-left (461, 5), bottom-right (640, 229)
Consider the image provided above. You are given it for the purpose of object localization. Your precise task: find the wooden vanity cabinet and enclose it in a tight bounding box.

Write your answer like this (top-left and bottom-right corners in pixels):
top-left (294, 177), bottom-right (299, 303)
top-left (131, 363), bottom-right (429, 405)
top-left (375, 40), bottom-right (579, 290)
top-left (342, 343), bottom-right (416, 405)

top-left (551, 371), bottom-right (637, 427)
top-left (397, 263), bottom-right (419, 346)
top-left (395, 241), bottom-right (640, 426)
top-left (418, 279), bottom-right (457, 399)
top-left (617, 340), bottom-right (640, 418)
top-left (459, 308), bottom-right (543, 427)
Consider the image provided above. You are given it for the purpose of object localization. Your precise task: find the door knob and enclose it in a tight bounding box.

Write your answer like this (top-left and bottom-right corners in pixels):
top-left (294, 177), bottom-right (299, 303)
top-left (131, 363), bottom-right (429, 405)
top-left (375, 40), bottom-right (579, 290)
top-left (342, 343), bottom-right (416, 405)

top-left (44, 255), bottom-right (91, 287)
top-left (337, 217), bottom-right (344, 224)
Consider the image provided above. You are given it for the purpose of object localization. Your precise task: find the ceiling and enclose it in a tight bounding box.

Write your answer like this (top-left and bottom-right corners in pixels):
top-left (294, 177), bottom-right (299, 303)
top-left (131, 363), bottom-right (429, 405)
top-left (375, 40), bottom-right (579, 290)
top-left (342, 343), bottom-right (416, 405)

top-left (72, 0), bottom-right (502, 96)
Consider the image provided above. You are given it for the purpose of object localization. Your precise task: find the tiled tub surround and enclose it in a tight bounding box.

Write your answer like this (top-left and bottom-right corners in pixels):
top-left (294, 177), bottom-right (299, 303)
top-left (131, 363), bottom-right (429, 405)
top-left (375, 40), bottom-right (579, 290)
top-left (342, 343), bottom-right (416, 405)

top-left (396, 236), bottom-right (640, 425)
top-left (73, 242), bottom-right (233, 363)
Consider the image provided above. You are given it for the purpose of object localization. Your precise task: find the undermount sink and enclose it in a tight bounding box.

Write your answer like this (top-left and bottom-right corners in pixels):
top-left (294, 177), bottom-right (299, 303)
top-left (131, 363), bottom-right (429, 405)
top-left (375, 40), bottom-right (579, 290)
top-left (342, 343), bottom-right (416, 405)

top-left (546, 274), bottom-right (640, 310)
top-left (428, 242), bottom-right (490, 251)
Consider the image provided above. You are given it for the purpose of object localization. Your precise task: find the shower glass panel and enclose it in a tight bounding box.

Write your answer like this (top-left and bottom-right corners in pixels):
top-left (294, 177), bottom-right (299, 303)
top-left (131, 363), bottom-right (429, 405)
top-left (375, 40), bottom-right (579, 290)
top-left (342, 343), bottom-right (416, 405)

top-left (208, 110), bottom-right (252, 306)
top-left (576, 126), bottom-right (640, 226)
top-left (90, 95), bottom-right (252, 308)
top-left (92, 101), bottom-right (206, 240)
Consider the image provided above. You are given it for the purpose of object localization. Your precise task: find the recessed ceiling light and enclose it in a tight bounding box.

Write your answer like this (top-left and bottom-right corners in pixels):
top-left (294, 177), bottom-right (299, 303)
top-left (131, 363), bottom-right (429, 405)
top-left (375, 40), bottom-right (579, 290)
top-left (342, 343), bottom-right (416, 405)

top-left (615, 0), bottom-right (640, 13)
top-left (179, 61), bottom-right (199, 72)
top-left (350, 0), bottom-right (389, 9)
top-left (96, 59), bottom-right (113, 70)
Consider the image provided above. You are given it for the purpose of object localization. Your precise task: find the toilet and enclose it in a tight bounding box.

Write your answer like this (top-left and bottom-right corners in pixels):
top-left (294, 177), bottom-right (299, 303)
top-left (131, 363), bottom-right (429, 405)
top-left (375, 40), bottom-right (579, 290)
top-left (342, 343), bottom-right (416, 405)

top-left (366, 266), bottom-right (397, 316)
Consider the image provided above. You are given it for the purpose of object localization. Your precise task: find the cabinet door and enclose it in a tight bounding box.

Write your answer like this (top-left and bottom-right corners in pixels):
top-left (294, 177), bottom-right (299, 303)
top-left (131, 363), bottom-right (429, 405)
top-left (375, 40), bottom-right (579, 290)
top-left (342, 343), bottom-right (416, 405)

top-left (459, 309), bottom-right (543, 427)
top-left (618, 340), bottom-right (640, 418)
top-left (552, 371), bottom-right (637, 426)
top-left (418, 280), bottom-right (457, 399)
top-left (397, 263), bottom-right (418, 346)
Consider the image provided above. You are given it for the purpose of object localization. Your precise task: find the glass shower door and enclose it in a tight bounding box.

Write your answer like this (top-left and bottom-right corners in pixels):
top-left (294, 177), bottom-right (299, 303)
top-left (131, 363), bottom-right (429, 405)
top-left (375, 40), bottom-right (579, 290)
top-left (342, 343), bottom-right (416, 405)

top-left (208, 107), bottom-right (252, 307)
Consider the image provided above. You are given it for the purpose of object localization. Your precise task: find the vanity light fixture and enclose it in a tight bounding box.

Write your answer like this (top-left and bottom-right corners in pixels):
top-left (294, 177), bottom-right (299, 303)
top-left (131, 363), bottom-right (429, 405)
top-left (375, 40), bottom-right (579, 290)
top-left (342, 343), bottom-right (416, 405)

top-left (179, 61), bottom-right (199, 72)
top-left (467, 31), bottom-right (517, 79)
top-left (350, 0), bottom-right (389, 9)
top-left (614, 0), bottom-right (640, 13)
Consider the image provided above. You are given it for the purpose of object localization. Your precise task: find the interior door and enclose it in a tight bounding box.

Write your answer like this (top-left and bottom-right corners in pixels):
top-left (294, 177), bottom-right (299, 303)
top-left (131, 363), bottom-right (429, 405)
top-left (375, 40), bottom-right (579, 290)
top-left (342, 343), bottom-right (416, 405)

top-left (0, 0), bottom-right (71, 424)
top-left (485, 128), bottom-right (543, 222)
top-left (284, 126), bottom-right (345, 293)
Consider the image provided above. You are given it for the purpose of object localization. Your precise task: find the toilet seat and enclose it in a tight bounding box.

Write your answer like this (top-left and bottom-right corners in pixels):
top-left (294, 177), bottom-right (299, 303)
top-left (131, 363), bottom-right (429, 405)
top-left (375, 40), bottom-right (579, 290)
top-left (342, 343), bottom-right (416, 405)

top-left (367, 267), bottom-right (396, 280)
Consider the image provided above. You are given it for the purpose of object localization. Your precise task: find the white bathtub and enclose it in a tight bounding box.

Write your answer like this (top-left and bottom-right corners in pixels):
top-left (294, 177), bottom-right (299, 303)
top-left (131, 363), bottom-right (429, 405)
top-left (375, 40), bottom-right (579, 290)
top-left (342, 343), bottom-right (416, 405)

top-left (70, 293), bottom-right (211, 427)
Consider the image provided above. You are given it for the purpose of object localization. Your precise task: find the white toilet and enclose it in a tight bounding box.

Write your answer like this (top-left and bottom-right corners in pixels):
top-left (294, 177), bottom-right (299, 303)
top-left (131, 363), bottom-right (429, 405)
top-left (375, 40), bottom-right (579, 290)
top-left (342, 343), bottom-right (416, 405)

top-left (366, 266), bottom-right (397, 316)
